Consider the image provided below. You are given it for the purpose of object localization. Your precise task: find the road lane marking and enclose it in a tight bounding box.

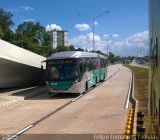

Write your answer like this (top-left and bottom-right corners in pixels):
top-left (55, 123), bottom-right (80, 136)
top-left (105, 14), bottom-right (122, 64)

top-left (124, 69), bottom-right (133, 109)
top-left (71, 94), bottom-right (83, 102)
top-left (7, 125), bottom-right (33, 140)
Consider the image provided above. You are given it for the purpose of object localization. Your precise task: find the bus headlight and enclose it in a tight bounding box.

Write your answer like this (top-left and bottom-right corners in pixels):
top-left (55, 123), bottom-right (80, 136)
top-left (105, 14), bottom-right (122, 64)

top-left (72, 80), bottom-right (79, 84)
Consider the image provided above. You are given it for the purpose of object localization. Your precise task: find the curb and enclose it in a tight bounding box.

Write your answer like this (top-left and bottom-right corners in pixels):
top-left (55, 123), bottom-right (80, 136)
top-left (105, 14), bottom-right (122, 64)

top-left (129, 70), bottom-right (139, 135)
top-left (123, 65), bottom-right (139, 138)
top-left (0, 86), bottom-right (47, 111)
top-left (12, 86), bottom-right (47, 100)
top-left (124, 109), bottom-right (134, 139)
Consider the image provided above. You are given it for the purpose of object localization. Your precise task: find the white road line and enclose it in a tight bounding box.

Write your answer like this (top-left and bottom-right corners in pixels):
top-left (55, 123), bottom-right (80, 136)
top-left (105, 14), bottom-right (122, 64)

top-left (7, 125), bottom-right (33, 140)
top-left (71, 94), bottom-right (83, 102)
top-left (125, 69), bottom-right (133, 109)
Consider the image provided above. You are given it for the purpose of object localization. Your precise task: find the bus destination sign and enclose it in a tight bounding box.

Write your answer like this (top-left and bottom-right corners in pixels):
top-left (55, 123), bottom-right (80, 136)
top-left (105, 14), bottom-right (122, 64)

top-left (48, 59), bottom-right (74, 65)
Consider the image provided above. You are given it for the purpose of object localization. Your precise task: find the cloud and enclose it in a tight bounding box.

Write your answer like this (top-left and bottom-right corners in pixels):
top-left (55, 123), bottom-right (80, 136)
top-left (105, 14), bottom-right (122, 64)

top-left (69, 30), bottom-right (149, 56)
top-left (7, 9), bottom-right (19, 12)
top-left (87, 32), bottom-right (100, 42)
top-left (103, 34), bottom-right (110, 38)
top-left (94, 21), bottom-right (98, 25)
top-left (23, 19), bottom-right (35, 22)
top-left (46, 24), bottom-right (62, 31)
top-left (112, 33), bottom-right (119, 38)
top-left (112, 31), bottom-right (149, 56)
top-left (69, 35), bottom-right (89, 50)
top-left (75, 23), bottom-right (90, 31)
top-left (127, 31), bottom-right (148, 44)
top-left (68, 32), bottom-right (101, 51)
top-left (21, 6), bottom-right (34, 11)
top-left (113, 41), bottom-right (125, 47)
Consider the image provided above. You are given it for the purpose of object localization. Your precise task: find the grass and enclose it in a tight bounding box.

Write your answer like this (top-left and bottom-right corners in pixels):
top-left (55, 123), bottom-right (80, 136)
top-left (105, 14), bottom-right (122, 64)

top-left (123, 64), bottom-right (149, 127)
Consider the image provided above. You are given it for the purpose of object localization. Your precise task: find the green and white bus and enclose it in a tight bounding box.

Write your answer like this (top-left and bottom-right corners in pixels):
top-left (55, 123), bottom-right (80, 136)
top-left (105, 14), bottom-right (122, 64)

top-left (45, 51), bottom-right (108, 94)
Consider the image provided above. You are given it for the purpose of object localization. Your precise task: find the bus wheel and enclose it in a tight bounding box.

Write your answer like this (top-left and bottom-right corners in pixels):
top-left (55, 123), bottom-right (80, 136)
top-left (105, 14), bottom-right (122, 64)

top-left (101, 75), bottom-right (105, 82)
top-left (93, 77), bottom-right (97, 87)
top-left (104, 74), bottom-right (106, 80)
top-left (86, 82), bottom-right (88, 91)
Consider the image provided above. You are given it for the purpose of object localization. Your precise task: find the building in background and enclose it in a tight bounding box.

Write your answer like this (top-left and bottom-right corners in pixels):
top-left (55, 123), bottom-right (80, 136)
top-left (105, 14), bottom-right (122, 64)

top-left (50, 29), bottom-right (68, 49)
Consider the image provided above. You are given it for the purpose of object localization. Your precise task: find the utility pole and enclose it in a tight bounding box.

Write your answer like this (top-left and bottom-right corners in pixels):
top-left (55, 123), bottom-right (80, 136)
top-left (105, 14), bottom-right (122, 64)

top-left (77, 11), bottom-right (110, 51)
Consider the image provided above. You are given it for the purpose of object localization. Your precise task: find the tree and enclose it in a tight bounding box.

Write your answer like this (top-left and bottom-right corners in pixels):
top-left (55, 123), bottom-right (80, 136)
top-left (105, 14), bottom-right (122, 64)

top-left (0, 8), bottom-right (14, 29)
top-left (77, 48), bottom-right (84, 51)
top-left (108, 52), bottom-right (121, 64)
top-left (108, 52), bottom-right (115, 64)
top-left (0, 26), bottom-right (4, 38)
top-left (13, 21), bottom-right (52, 56)
top-left (15, 21), bottom-right (46, 46)
top-left (127, 56), bottom-right (135, 61)
top-left (0, 8), bottom-right (14, 41)
top-left (55, 45), bottom-right (69, 52)
top-left (68, 45), bottom-right (76, 51)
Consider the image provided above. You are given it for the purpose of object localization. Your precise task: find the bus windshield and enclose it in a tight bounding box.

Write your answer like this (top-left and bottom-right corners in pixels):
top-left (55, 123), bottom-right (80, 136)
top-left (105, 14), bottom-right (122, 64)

top-left (47, 60), bottom-right (78, 81)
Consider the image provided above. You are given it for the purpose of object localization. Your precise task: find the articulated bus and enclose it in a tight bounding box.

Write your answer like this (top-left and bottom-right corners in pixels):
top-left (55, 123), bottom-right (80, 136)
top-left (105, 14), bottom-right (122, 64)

top-left (45, 51), bottom-right (108, 95)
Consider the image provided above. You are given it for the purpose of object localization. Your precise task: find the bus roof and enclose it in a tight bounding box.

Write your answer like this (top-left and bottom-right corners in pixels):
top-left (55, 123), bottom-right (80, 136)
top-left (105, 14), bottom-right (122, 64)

top-left (47, 51), bottom-right (99, 60)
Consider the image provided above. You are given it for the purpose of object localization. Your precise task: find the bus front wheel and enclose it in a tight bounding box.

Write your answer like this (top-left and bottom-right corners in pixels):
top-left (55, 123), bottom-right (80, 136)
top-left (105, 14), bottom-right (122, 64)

top-left (86, 82), bottom-right (88, 91)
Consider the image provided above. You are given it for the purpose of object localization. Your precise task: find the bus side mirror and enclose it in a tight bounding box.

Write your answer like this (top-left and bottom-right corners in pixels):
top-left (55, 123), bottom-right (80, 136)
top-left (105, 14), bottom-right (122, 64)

top-left (41, 60), bottom-right (46, 70)
top-left (41, 65), bottom-right (43, 70)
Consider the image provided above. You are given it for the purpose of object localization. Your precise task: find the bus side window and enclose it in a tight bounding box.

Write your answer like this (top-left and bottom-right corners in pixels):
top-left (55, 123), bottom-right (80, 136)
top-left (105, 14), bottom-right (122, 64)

top-left (79, 60), bottom-right (82, 72)
top-left (94, 58), bottom-right (97, 69)
top-left (86, 58), bottom-right (89, 72)
top-left (82, 58), bottom-right (87, 72)
top-left (89, 58), bottom-right (92, 70)
top-left (92, 58), bottom-right (95, 69)
top-left (79, 59), bottom-right (85, 78)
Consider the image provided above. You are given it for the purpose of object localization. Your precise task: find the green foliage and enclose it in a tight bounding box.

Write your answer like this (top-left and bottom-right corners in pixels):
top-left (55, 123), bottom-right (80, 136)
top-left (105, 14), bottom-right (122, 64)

top-left (0, 8), bottom-right (14, 41)
top-left (108, 52), bottom-right (121, 64)
top-left (15, 21), bottom-right (49, 45)
top-left (9, 21), bottom-right (52, 57)
top-left (68, 45), bottom-right (76, 51)
top-left (0, 8), bottom-right (14, 30)
top-left (127, 56), bottom-right (135, 61)
top-left (3, 29), bottom-right (15, 41)
top-left (0, 27), bottom-right (4, 38)
top-left (77, 48), bottom-right (84, 51)
top-left (108, 52), bottom-right (116, 64)
top-left (55, 45), bottom-right (69, 52)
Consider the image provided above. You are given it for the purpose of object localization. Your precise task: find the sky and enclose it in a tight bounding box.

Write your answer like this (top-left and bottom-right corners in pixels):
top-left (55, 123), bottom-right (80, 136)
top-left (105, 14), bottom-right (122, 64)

top-left (0, 0), bottom-right (149, 56)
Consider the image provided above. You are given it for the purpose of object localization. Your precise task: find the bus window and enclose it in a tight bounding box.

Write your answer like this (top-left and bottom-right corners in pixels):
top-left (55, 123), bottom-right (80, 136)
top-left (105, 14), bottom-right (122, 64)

top-left (47, 66), bottom-right (59, 80)
top-left (89, 58), bottom-right (92, 70)
top-left (47, 60), bottom-right (78, 81)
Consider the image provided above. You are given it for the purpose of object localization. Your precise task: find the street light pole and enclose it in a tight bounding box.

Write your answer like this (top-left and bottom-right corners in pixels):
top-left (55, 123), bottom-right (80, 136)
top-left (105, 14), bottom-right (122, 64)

top-left (107, 37), bottom-right (109, 55)
top-left (77, 11), bottom-right (110, 51)
top-left (93, 19), bottom-right (95, 51)
top-left (92, 11), bottom-right (110, 51)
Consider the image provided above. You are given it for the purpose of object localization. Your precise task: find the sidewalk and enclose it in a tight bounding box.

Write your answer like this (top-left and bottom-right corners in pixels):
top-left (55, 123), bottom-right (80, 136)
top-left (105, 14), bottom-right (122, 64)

top-left (0, 86), bottom-right (47, 110)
